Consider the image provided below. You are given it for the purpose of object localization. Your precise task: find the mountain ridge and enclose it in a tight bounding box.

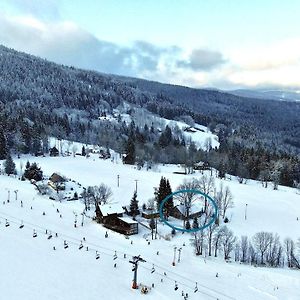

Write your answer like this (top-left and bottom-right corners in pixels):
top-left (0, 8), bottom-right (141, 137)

top-left (0, 44), bottom-right (299, 155)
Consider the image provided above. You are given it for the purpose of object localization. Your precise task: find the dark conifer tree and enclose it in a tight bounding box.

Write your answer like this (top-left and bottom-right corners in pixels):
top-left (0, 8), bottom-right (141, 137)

top-left (82, 146), bottom-right (86, 156)
top-left (129, 191), bottom-right (139, 219)
top-left (165, 179), bottom-right (174, 217)
top-left (155, 177), bottom-right (167, 210)
top-left (123, 136), bottom-right (135, 164)
top-left (4, 152), bottom-right (16, 175)
top-left (149, 218), bottom-right (156, 240)
top-left (24, 162), bottom-right (43, 181)
top-left (155, 177), bottom-right (173, 219)
top-left (192, 217), bottom-right (199, 229)
top-left (185, 220), bottom-right (191, 230)
top-left (0, 129), bottom-right (7, 160)
top-left (21, 122), bottom-right (32, 154)
top-left (25, 161), bottom-right (31, 170)
top-left (158, 125), bottom-right (172, 148)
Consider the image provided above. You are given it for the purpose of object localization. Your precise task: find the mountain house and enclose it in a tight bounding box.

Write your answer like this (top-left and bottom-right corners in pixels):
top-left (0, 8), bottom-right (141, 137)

top-left (48, 173), bottom-right (66, 191)
top-left (96, 203), bottom-right (138, 235)
top-left (170, 202), bottom-right (204, 220)
top-left (49, 147), bottom-right (59, 157)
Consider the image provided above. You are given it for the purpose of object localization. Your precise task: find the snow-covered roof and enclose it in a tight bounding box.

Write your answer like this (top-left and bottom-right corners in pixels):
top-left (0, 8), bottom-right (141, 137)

top-left (99, 203), bottom-right (124, 216)
top-left (175, 202), bottom-right (204, 216)
top-left (118, 216), bottom-right (138, 224)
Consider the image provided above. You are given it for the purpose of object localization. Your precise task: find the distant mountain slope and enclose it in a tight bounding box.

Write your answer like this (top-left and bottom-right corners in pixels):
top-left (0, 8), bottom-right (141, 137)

top-left (0, 44), bottom-right (299, 153)
top-left (230, 89), bottom-right (300, 102)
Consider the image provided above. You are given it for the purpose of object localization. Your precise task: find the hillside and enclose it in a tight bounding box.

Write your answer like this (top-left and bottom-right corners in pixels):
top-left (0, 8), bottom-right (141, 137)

top-left (0, 45), bottom-right (299, 154)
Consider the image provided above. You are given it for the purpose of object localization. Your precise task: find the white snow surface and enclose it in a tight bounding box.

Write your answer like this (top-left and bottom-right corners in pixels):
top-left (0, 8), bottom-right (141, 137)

top-left (100, 203), bottom-right (124, 216)
top-left (0, 152), bottom-right (300, 300)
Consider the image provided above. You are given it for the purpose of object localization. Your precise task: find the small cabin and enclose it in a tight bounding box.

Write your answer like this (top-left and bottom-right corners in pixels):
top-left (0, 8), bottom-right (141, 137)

top-left (49, 147), bottom-right (59, 157)
top-left (193, 161), bottom-right (210, 171)
top-left (97, 203), bottom-right (124, 223)
top-left (117, 216), bottom-right (138, 235)
top-left (97, 203), bottom-right (138, 235)
top-left (48, 173), bottom-right (66, 191)
top-left (141, 210), bottom-right (160, 219)
top-left (170, 202), bottom-right (204, 220)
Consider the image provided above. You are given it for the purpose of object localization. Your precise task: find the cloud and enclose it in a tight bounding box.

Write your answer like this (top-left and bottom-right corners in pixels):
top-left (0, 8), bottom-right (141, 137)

top-left (0, 12), bottom-right (185, 79)
top-left (230, 38), bottom-right (300, 71)
top-left (177, 49), bottom-right (225, 71)
top-left (2, 0), bottom-right (61, 20)
top-left (1, 10), bottom-right (300, 90)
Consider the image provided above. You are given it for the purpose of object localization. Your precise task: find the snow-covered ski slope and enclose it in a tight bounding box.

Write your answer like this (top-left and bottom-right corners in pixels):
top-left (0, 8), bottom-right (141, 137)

top-left (101, 107), bottom-right (220, 150)
top-left (0, 154), bottom-right (300, 300)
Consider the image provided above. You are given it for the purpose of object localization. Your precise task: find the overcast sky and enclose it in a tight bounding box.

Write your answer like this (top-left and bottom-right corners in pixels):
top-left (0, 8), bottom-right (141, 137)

top-left (0, 0), bottom-right (300, 90)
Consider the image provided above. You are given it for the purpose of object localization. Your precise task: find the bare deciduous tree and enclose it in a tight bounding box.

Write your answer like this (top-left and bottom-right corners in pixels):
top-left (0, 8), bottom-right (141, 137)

top-left (96, 183), bottom-right (113, 205)
top-left (214, 183), bottom-right (234, 219)
top-left (240, 236), bottom-right (249, 263)
top-left (85, 183), bottom-right (113, 208)
top-left (220, 226), bottom-right (236, 260)
top-left (253, 232), bottom-right (272, 264)
top-left (213, 227), bottom-right (223, 257)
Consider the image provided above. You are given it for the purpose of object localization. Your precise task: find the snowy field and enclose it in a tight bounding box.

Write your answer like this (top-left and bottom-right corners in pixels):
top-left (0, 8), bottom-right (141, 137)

top-left (0, 153), bottom-right (300, 300)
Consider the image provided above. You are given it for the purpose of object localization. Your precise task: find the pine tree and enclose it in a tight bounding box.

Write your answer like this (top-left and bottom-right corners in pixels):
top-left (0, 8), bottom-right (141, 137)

top-left (155, 177), bottom-right (173, 218)
top-left (192, 217), bottom-right (199, 229)
top-left (185, 220), bottom-right (191, 230)
top-left (149, 218), bottom-right (156, 240)
top-left (24, 162), bottom-right (43, 181)
top-left (20, 122), bottom-right (32, 154)
top-left (105, 147), bottom-right (111, 158)
top-left (165, 179), bottom-right (174, 217)
top-left (4, 152), bottom-right (16, 175)
top-left (0, 129), bottom-right (7, 160)
top-left (129, 191), bottom-right (139, 219)
top-left (82, 146), bottom-right (86, 156)
top-left (123, 136), bottom-right (135, 164)
top-left (158, 125), bottom-right (172, 148)
top-left (25, 161), bottom-right (31, 169)
top-left (155, 177), bottom-right (167, 210)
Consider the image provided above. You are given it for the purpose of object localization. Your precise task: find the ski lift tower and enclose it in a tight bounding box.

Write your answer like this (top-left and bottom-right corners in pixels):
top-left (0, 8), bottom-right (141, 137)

top-left (129, 255), bottom-right (146, 289)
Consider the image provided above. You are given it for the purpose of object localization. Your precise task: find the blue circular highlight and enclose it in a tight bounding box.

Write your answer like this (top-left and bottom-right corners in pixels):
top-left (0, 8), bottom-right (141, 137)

top-left (159, 189), bottom-right (218, 233)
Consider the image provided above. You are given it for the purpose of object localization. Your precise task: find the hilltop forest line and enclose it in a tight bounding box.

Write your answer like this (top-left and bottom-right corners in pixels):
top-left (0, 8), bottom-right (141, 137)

top-left (0, 45), bottom-right (299, 187)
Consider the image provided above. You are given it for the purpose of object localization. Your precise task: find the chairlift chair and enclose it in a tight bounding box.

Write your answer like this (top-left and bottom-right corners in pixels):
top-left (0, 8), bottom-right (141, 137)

top-left (151, 264), bottom-right (155, 273)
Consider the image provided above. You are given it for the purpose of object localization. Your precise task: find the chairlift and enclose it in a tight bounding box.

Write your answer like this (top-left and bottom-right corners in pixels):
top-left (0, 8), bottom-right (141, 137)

top-left (33, 230), bottom-right (37, 238)
top-left (79, 243), bottom-right (84, 250)
top-left (5, 219), bottom-right (10, 227)
top-left (19, 221), bottom-right (24, 229)
top-left (174, 281), bottom-right (178, 291)
top-left (194, 282), bottom-right (198, 293)
top-left (151, 264), bottom-right (155, 273)
top-left (113, 251), bottom-right (117, 260)
top-left (96, 251), bottom-right (100, 260)
top-left (48, 233), bottom-right (53, 240)
top-left (64, 240), bottom-right (69, 249)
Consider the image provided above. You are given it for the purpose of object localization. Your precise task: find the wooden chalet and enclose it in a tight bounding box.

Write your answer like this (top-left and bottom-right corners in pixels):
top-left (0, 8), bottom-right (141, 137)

top-left (141, 209), bottom-right (160, 219)
top-left (97, 203), bottom-right (138, 235)
top-left (193, 161), bottom-right (210, 171)
top-left (49, 147), bottom-right (59, 157)
top-left (48, 173), bottom-right (66, 191)
top-left (170, 202), bottom-right (204, 220)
